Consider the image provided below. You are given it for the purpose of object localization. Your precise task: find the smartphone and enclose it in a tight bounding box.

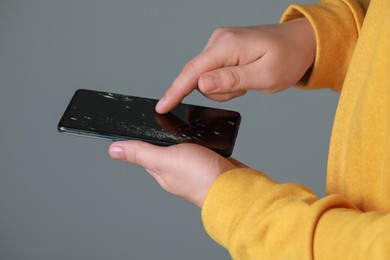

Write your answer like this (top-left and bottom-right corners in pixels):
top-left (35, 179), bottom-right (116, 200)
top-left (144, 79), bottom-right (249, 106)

top-left (58, 89), bottom-right (241, 157)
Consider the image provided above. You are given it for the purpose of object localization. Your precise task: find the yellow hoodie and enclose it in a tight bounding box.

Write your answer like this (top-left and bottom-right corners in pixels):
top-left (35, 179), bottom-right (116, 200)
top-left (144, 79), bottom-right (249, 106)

top-left (202, 0), bottom-right (390, 259)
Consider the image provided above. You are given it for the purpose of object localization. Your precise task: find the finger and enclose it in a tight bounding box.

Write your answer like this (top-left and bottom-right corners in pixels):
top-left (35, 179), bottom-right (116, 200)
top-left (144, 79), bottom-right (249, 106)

top-left (203, 27), bottom-right (229, 50)
top-left (156, 45), bottom-right (234, 114)
top-left (198, 62), bottom-right (265, 94)
top-left (201, 90), bottom-right (247, 102)
top-left (109, 140), bottom-right (171, 172)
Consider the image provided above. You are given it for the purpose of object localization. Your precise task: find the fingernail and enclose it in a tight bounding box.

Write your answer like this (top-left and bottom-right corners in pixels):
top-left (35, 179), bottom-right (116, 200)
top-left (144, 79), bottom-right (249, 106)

top-left (110, 146), bottom-right (124, 160)
top-left (199, 75), bottom-right (217, 93)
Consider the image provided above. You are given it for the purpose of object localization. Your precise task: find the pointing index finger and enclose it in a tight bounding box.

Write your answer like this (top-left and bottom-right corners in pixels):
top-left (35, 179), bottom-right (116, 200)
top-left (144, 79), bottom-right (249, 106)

top-left (156, 46), bottom-right (228, 114)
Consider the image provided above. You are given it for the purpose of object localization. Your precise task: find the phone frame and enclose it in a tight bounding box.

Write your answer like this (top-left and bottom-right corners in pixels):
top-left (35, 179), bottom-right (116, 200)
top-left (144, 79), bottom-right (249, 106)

top-left (58, 89), bottom-right (241, 157)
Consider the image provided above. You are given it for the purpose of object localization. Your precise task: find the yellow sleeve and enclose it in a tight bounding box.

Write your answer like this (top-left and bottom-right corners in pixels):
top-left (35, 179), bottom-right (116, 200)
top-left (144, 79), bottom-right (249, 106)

top-left (280, 0), bottom-right (365, 91)
top-left (201, 169), bottom-right (390, 259)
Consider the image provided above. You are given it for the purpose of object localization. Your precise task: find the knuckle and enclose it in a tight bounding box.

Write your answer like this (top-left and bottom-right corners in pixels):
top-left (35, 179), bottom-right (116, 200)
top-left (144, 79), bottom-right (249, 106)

top-left (181, 60), bottom-right (197, 75)
top-left (131, 148), bottom-right (143, 166)
top-left (215, 30), bottom-right (238, 44)
top-left (211, 26), bottom-right (227, 37)
top-left (128, 142), bottom-right (149, 166)
top-left (225, 68), bottom-right (241, 89)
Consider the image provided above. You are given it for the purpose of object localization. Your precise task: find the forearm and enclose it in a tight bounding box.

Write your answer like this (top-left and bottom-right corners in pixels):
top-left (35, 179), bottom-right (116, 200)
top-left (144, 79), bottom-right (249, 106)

top-left (202, 169), bottom-right (390, 259)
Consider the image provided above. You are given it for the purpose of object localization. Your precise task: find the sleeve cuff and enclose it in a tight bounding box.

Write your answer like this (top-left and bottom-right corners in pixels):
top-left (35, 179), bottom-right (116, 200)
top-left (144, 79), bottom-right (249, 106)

top-left (201, 168), bottom-right (278, 248)
top-left (280, 1), bottom-right (364, 91)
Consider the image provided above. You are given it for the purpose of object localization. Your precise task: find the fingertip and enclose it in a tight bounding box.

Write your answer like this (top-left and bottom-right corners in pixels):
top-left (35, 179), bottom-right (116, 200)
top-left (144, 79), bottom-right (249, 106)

top-left (108, 140), bottom-right (136, 161)
top-left (155, 96), bottom-right (167, 114)
top-left (156, 93), bottom-right (182, 114)
top-left (109, 144), bottom-right (125, 160)
top-left (109, 140), bottom-right (168, 169)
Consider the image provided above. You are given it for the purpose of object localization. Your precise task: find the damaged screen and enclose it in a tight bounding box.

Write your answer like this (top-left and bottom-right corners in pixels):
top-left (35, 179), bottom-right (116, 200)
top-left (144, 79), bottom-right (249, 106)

top-left (58, 89), bottom-right (241, 156)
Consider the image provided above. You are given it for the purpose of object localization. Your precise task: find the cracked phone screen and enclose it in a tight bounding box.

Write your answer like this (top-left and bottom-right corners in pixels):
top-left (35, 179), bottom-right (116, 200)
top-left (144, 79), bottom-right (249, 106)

top-left (58, 89), bottom-right (241, 156)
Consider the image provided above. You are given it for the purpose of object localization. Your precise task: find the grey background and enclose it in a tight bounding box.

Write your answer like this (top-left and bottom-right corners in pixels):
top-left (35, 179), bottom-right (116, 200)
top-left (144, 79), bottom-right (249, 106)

top-left (0, 0), bottom-right (338, 259)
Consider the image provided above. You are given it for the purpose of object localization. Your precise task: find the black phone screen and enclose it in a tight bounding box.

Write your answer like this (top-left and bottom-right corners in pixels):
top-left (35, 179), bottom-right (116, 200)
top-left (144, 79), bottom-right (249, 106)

top-left (58, 89), bottom-right (241, 156)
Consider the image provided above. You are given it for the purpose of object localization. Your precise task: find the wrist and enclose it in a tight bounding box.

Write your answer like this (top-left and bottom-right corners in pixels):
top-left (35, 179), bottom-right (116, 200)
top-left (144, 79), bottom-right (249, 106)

top-left (283, 17), bottom-right (316, 80)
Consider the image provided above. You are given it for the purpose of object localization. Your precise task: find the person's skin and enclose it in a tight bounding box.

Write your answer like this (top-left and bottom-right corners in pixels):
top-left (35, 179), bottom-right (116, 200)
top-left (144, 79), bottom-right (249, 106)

top-left (109, 17), bottom-right (316, 208)
top-left (109, 141), bottom-right (247, 207)
top-left (156, 17), bottom-right (316, 113)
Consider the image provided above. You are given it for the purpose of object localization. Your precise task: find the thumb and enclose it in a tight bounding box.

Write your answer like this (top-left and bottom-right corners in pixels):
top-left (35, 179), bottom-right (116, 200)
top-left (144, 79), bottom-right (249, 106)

top-left (198, 63), bottom-right (259, 94)
top-left (109, 140), bottom-right (169, 171)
